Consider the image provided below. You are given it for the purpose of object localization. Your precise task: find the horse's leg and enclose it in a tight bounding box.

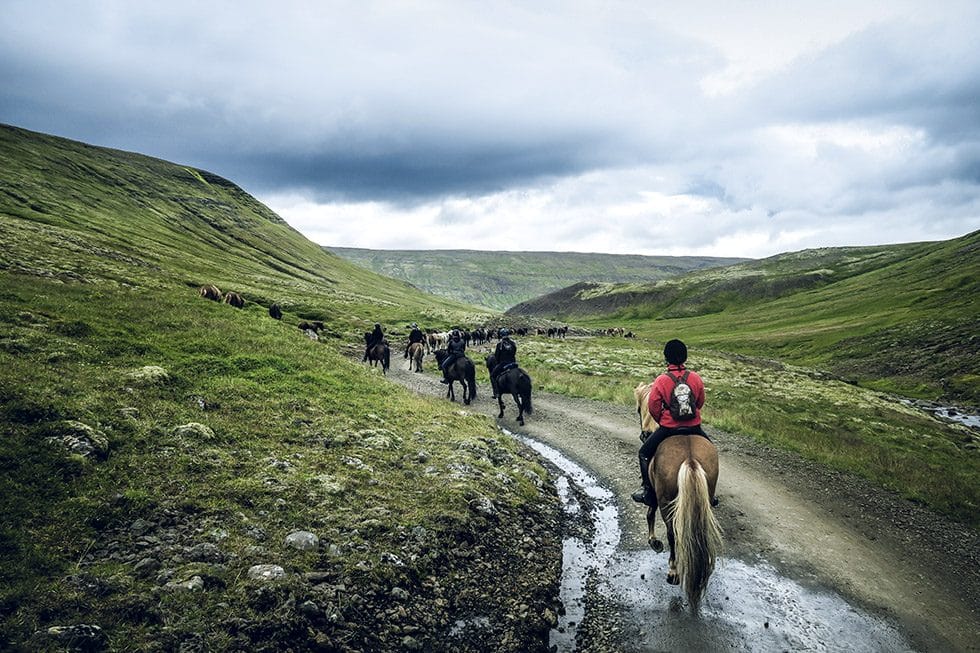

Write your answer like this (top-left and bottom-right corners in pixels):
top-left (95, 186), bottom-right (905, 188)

top-left (665, 518), bottom-right (679, 585)
top-left (514, 393), bottom-right (524, 426)
top-left (647, 505), bottom-right (663, 552)
top-left (497, 394), bottom-right (505, 419)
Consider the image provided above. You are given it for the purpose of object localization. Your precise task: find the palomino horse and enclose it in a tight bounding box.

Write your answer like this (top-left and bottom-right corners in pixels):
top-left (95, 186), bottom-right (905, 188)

top-left (407, 341), bottom-right (425, 373)
top-left (366, 341), bottom-right (390, 375)
top-left (486, 354), bottom-right (533, 426)
top-left (427, 331), bottom-right (447, 355)
top-left (634, 382), bottom-right (722, 612)
top-left (434, 349), bottom-right (477, 405)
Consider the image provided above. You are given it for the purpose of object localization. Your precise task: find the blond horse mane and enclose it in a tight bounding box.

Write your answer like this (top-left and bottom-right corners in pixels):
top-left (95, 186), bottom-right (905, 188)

top-left (634, 382), bottom-right (657, 432)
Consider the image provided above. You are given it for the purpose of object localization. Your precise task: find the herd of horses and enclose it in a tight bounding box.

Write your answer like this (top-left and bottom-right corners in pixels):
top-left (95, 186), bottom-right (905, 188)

top-left (367, 330), bottom-right (720, 610)
top-left (367, 329), bottom-right (720, 609)
top-left (198, 284), bottom-right (721, 610)
top-left (365, 333), bottom-right (533, 425)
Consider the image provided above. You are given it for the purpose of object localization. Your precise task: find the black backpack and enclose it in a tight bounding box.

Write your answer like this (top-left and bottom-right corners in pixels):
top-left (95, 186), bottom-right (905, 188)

top-left (666, 371), bottom-right (697, 420)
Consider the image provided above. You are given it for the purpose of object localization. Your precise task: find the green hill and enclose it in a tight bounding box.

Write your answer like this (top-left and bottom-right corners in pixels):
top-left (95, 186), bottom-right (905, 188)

top-left (509, 235), bottom-right (980, 406)
top-left (326, 247), bottom-right (747, 310)
top-left (0, 124), bottom-right (557, 651)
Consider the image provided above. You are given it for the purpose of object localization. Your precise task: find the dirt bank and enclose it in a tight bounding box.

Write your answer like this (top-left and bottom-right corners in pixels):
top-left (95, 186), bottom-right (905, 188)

top-left (385, 359), bottom-right (979, 652)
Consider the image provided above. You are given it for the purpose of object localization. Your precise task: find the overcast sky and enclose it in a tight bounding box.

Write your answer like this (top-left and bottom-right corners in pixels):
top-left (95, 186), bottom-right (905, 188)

top-left (2, 1), bottom-right (979, 258)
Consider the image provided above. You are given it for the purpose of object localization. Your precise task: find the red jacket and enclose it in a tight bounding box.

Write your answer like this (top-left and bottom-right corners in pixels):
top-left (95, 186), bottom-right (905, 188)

top-left (647, 364), bottom-right (705, 428)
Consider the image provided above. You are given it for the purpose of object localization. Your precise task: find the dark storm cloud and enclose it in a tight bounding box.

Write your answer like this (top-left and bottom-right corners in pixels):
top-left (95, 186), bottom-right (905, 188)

top-left (223, 132), bottom-right (619, 203)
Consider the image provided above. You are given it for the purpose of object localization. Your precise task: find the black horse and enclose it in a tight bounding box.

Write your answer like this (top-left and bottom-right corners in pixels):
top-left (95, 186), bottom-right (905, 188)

top-left (366, 341), bottom-right (390, 375)
top-left (434, 349), bottom-right (477, 405)
top-left (486, 354), bottom-right (533, 426)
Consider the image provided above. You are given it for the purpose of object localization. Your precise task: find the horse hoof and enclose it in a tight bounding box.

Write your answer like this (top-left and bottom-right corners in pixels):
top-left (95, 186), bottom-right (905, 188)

top-left (518, 419), bottom-right (524, 426)
top-left (667, 573), bottom-right (679, 585)
top-left (650, 538), bottom-right (664, 553)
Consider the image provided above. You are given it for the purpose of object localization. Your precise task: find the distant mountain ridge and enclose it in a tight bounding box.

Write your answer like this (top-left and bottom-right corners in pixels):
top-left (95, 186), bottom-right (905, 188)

top-left (325, 247), bottom-right (748, 311)
top-left (507, 242), bottom-right (926, 319)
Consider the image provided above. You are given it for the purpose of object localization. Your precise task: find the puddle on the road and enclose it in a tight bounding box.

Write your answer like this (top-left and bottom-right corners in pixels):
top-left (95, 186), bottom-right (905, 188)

top-left (513, 432), bottom-right (918, 653)
top-left (516, 433), bottom-right (620, 652)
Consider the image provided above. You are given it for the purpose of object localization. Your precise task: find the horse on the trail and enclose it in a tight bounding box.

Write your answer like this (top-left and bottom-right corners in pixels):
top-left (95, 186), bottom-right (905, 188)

top-left (486, 354), bottom-right (532, 426)
top-left (434, 349), bottom-right (477, 405)
top-left (407, 341), bottom-right (425, 373)
top-left (427, 331), bottom-right (447, 354)
top-left (367, 340), bottom-right (390, 375)
top-left (634, 382), bottom-right (722, 612)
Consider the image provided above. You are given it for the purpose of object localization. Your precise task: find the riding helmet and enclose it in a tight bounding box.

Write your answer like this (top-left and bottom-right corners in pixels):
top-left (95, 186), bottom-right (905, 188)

top-left (663, 339), bottom-right (687, 365)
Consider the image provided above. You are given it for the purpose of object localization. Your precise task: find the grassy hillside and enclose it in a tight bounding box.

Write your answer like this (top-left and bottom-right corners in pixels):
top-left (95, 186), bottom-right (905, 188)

top-left (509, 235), bottom-right (980, 406)
top-left (0, 124), bottom-right (559, 651)
top-left (326, 247), bottom-right (747, 311)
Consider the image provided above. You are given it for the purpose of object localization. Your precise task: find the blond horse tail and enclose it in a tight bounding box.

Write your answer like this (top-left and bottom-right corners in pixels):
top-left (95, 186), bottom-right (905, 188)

top-left (670, 459), bottom-right (723, 611)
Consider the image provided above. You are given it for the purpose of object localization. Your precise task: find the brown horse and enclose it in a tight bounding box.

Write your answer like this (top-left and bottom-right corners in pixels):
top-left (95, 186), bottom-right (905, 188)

top-left (635, 382), bottom-right (722, 612)
top-left (199, 284), bottom-right (222, 301)
top-left (407, 341), bottom-right (425, 373)
top-left (367, 341), bottom-right (390, 375)
top-left (223, 291), bottom-right (245, 308)
top-left (434, 349), bottom-right (477, 405)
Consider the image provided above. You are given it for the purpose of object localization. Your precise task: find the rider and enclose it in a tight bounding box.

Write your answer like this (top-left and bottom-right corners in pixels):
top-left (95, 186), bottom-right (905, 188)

top-left (490, 328), bottom-right (518, 382)
top-left (631, 339), bottom-right (708, 508)
top-left (362, 323), bottom-right (384, 361)
top-left (405, 323), bottom-right (424, 358)
top-left (439, 329), bottom-right (466, 384)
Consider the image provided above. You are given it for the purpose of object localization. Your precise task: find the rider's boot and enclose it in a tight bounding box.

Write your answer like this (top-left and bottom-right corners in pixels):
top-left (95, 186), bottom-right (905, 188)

top-left (631, 454), bottom-right (657, 507)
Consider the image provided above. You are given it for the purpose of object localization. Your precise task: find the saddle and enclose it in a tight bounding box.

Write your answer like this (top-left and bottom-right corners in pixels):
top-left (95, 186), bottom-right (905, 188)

top-left (494, 362), bottom-right (519, 383)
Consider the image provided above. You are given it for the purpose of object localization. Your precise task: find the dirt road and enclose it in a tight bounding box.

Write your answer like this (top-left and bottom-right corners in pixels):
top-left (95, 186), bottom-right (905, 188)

top-left (385, 358), bottom-right (979, 652)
